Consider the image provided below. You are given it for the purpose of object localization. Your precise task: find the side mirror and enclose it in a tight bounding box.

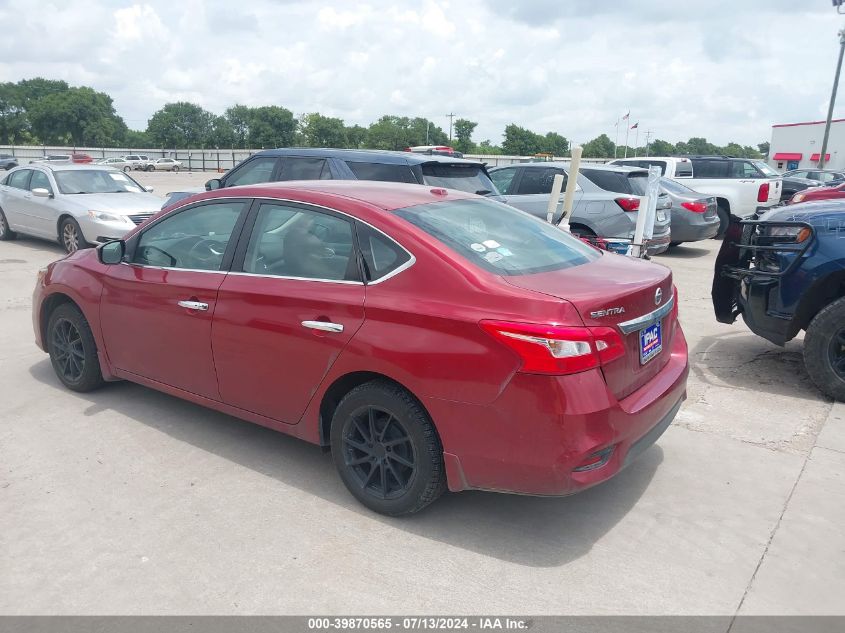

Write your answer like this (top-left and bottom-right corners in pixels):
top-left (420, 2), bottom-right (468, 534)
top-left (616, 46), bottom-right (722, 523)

top-left (31, 187), bottom-right (52, 198)
top-left (144, 186), bottom-right (154, 193)
top-left (98, 240), bottom-right (125, 265)
top-left (205, 178), bottom-right (222, 191)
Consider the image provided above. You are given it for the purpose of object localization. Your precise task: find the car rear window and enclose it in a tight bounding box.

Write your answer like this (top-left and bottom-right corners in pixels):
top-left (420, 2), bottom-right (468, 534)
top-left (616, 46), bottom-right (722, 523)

top-left (394, 198), bottom-right (599, 276)
top-left (581, 168), bottom-right (647, 195)
top-left (346, 161), bottom-right (417, 183)
top-left (420, 163), bottom-right (499, 195)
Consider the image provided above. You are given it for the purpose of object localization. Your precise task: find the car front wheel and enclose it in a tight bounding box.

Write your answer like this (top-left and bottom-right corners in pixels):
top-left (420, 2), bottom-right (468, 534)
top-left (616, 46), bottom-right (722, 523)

top-left (330, 380), bottom-right (446, 516)
top-left (47, 303), bottom-right (104, 392)
top-left (0, 207), bottom-right (17, 241)
top-left (804, 296), bottom-right (845, 401)
top-left (122, 166), bottom-right (131, 173)
top-left (59, 217), bottom-right (90, 254)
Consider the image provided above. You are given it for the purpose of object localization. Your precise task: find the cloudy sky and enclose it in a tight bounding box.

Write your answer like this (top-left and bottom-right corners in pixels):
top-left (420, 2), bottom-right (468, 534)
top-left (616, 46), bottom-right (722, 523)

top-left (0, 0), bottom-right (842, 147)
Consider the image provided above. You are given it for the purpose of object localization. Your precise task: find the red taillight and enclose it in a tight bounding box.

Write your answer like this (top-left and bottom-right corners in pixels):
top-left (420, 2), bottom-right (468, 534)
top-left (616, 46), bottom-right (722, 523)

top-left (680, 200), bottom-right (707, 213)
top-left (615, 197), bottom-right (640, 212)
top-left (480, 320), bottom-right (625, 375)
top-left (757, 182), bottom-right (770, 203)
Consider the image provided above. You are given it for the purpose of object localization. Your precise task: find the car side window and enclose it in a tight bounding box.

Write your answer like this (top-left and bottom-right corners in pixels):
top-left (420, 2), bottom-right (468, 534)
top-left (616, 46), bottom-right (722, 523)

top-left (6, 169), bottom-right (31, 190)
top-left (29, 171), bottom-right (52, 193)
top-left (241, 202), bottom-right (357, 282)
top-left (516, 168), bottom-right (565, 195)
top-left (731, 161), bottom-right (761, 178)
top-left (817, 172), bottom-right (837, 182)
top-left (356, 223), bottom-right (411, 282)
top-left (225, 157), bottom-right (278, 187)
top-left (691, 160), bottom-right (728, 178)
top-left (490, 168), bottom-right (518, 195)
top-left (345, 161), bottom-right (416, 183)
top-left (133, 201), bottom-right (245, 271)
top-left (279, 157), bottom-right (331, 180)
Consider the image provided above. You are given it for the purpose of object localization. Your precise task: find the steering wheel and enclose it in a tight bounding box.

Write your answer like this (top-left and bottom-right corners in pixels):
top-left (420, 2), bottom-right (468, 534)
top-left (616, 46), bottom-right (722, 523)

top-left (187, 238), bottom-right (225, 266)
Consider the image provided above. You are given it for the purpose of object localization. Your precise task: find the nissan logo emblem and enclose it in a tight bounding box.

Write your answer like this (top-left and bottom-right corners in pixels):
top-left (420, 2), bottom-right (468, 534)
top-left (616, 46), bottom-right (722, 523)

top-left (655, 288), bottom-right (663, 305)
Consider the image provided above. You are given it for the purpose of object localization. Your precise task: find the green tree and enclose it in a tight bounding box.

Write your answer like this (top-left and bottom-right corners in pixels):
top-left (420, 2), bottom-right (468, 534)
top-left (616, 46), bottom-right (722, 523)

top-left (300, 112), bottom-right (348, 147)
top-left (647, 139), bottom-right (675, 156)
top-left (246, 105), bottom-right (296, 148)
top-left (225, 104), bottom-right (253, 148)
top-left (16, 78), bottom-right (69, 109)
top-left (476, 140), bottom-right (503, 155)
top-left (581, 133), bottom-right (615, 158)
top-left (540, 132), bottom-right (569, 156)
top-left (453, 118), bottom-right (477, 153)
top-left (28, 86), bottom-right (126, 146)
top-left (502, 124), bottom-right (543, 155)
top-left (210, 115), bottom-right (235, 147)
top-left (345, 124), bottom-right (367, 148)
top-left (758, 141), bottom-right (770, 157)
top-left (147, 102), bottom-right (215, 148)
top-left (0, 82), bottom-right (28, 144)
top-left (123, 128), bottom-right (153, 148)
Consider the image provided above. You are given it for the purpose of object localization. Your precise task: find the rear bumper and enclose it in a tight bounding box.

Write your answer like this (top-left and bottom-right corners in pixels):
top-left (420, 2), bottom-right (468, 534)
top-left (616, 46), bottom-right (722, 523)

top-left (646, 232), bottom-right (671, 255)
top-left (670, 211), bottom-right (720, 243)
top-left (432, 325), bottom-right (689, 496)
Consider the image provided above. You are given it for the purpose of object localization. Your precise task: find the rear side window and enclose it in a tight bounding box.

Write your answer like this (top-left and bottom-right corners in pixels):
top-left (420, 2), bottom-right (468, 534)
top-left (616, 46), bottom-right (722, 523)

top-left (690, 160), bottom-right (729, 178)
top-left (674, 161), bottom-right (693, 177)
top-left (421, 163), bottom-right (499, 195)
top-left (395, 198), bottom-right (599, 276)
top-left (489, 168), bottom-right (518, 195)
top-left (6, 169), bottom-right (31, 190)
top-left (356, 223), bottom-right (412, 281)
top-left (279, 157), bottom-right (330, 180)
top-left (515, 168), bottom-right (566, 195)
top-left (346, 161), bottom-right (416, 183)
top-left (580, 168), bottom-right (642, 194)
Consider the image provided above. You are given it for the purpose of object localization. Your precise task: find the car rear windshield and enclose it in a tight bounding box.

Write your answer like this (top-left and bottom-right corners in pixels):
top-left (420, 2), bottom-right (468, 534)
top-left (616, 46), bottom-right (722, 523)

top-left (420, 163), bottom-right (499, 196)
top-left (581, 168), bottom-right (648, 195)
top-left (54, 170), bottom-right (145, 194)
top-left (394, 198), bottom-right (599, 276)
top-left (674, 161), bottom-right (693, 177)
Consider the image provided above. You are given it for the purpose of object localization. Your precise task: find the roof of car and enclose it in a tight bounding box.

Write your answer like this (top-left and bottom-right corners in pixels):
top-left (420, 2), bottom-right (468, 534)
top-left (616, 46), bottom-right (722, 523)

top-left (183, 179), bottom-right (479, 212)
top-left (24, 164), bottom-right (121, 172)
top-left (250, 147), bottom-right (484, 166)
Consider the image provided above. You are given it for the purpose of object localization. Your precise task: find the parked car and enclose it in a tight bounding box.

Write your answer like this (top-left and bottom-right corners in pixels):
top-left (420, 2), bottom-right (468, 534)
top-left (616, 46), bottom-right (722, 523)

top-left (30, 155), bottom-right (72, 165)
top-left (71, 153), bottom-right (93, 164)
top-left (0, 164), bottom-right (161, 253)
top-left (0, 153), bottom-right (18, 170)
top-left (783, 168), bottom-right (845, 184)
top-left (788, 181), bottom-right (845, 204)
top-left (122, 155), bottom-right (154, 171)
top-left (163, 148), bottom-right (501, 207)
top-left (151, 158), bottom-right (182, 172)
top-left (659, 178), bottom-right (720, 246)
top-left (406, 145), bottom-right (463, 157)
top-left (609, 156), bottom-right (783, 234)
top-left (713, 200), bottom-right (845, 400)
top-left (489, 162), bottom-right (672, 255)
top-left (780, 174), bottom-right (823, 202)
top-left (94, 157), bottom-right (132, 172)
top-left (32, 181), bottom-right (688, 516)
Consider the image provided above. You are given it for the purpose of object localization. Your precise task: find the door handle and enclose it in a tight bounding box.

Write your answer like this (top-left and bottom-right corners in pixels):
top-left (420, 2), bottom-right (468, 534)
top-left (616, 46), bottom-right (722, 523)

top-left (302, 320), bottom-right (344, 333)
top-left (178, 300), bottom-right (209, 311)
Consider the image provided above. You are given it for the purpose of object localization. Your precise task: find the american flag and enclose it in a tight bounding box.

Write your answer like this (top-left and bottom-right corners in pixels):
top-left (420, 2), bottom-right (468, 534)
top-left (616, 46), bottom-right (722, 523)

top-left (622, 111), bottom-right (630, 120)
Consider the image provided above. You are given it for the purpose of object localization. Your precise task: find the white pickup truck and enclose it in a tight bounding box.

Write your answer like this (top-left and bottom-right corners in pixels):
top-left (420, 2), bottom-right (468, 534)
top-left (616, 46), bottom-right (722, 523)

top-left (608, 156), bottom-right (782, 235)
top-left (122, 154), bottom-right (155, 171)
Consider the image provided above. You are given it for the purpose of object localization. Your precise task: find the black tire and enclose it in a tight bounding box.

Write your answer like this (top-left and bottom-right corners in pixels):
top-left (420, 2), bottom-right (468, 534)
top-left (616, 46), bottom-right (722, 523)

top-left (46, 303), bottom-right (104, 392)
top-left (330, 380), bottom-right (446, 516)
top-left (172, 165), bottom-right (180, 172)
top-left (669, 241), bottom-right (682, 248)
top-left (0, 207), bottom-right (17, 241)
top-left (804, 297), bottom-right (845, 401)
top-left (122, 166), bottom-right (131, 173)
top-left (146, 164), bottom-right (154, 172)
top-left (715, 205), bottom-right (730, 238)
top-left (59, 217), bottom-right (90, 254)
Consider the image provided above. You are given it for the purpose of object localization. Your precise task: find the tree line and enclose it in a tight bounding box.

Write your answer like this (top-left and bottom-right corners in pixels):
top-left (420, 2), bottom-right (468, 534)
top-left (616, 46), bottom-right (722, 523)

top-left (0, 78), bottom-right (767, 159)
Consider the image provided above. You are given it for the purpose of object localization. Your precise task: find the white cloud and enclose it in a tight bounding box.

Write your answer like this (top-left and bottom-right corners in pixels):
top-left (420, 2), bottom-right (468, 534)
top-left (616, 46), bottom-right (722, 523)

top-left (0, 0), bottom-right (839, 146)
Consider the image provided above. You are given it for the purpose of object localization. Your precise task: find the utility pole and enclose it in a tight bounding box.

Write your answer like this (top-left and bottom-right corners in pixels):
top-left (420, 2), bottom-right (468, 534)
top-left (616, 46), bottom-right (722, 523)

top-left (644, 130), bottom-right (653, 157)
top-left (819, 28), bottom-right (845, 169)
top-left (445, 113), bottom-right (456, 142)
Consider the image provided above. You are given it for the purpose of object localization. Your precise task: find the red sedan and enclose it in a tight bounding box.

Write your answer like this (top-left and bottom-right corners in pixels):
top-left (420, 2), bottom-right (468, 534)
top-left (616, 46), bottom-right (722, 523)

top-left (790, 182), bottom-right (845, 204)
top-left (32, 181), bottom-right (688, 515)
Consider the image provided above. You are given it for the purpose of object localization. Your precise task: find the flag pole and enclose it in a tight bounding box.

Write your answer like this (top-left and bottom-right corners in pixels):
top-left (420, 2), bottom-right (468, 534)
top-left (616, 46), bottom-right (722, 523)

top-left (634, 125), bottom-right (640, 157)
top-left (614, 119), bottom-right (619, 158)
top-left (624, 120), bottom-right (631, 159)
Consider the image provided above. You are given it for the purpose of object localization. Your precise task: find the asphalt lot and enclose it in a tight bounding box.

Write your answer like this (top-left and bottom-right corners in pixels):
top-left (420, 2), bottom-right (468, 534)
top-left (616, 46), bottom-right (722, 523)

top-left (1, 169), bottom-right (843, 615)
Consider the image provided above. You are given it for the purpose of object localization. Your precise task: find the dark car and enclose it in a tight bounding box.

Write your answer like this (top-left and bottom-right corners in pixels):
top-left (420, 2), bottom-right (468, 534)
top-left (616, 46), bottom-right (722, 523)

top-left (712, 200), bottom-right (845, 400)
top-left (780, 175), bottom-right (823, 202)
top-left (33, 181), bottom-right (687, 515)
top-left (0, 154), bottom-right (18, 170)
top-left (659, 178), bottom-right (720, 245)
top-left (783, 168), bottom-right (845, 185)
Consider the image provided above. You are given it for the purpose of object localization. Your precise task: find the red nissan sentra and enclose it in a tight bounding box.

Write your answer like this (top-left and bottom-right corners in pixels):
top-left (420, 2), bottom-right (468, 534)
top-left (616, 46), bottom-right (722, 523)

top-left (32, 181), bottom-right (688, 515)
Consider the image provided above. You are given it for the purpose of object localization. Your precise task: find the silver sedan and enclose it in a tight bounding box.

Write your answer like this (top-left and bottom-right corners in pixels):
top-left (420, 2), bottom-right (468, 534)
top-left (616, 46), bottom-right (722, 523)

top-left (0, 164), bottom-right (164, 253)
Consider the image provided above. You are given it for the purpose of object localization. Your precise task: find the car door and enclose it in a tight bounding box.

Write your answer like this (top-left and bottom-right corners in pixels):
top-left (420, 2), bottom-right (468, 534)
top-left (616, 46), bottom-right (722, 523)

top-left (99, 199), bottom-right (250, 400)
top-left (506, 167), bottom-right (583, 222)
top-left (21, 169), bottom-right (59, 238)
top-left (211, 200), bottom-right (365, 423)
top-left (222, 156), bottom-right (280, 187)
top-left (489, 166), bottom-right (519, 196)
top-left (0, 169), bottom-right (33, 231)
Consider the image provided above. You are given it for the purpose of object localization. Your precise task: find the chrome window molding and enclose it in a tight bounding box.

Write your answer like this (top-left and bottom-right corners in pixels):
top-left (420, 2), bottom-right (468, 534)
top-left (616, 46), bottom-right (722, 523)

top-left (617, 294), bottom-right (675, 335)
top-left (227, 271), bottom-right (364, 285)
top-left (121, 262), bottom-right (227, 275)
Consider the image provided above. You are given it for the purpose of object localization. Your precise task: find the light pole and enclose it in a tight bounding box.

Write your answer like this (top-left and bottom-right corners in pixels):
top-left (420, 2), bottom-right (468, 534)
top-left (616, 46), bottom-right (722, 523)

top-left (819, 27), bottom-right (845, 169)
top-left (445, 113), bottom-right (456, 142)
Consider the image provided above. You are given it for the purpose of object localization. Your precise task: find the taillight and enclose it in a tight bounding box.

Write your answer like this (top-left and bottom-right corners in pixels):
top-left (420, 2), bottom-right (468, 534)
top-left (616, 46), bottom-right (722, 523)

top-left (680, 201), bottom-right (707, 213)
top-left (757, 182), bottom-right (770, 203)
top-left (614, 197), bottom-right (640, 212)
top-left (479, 320), bottom-right (625, 375)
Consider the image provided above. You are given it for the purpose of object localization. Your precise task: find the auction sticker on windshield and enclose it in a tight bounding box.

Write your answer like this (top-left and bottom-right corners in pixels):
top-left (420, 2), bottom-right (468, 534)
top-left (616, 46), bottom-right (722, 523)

top-left (639, 321), bottom-right (662, 365)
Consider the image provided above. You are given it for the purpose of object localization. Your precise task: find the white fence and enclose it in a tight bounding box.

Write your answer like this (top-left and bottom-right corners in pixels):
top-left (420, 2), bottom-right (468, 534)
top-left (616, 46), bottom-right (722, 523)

top-left (0, 145), bottom-right (611, 172)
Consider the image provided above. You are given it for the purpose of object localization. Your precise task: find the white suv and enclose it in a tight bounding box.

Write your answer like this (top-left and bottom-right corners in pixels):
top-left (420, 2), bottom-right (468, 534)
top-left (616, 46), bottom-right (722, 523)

top-left (122, 155), bottom-right (154, 171)
top-left (609, 156), bottom-right (783, 234)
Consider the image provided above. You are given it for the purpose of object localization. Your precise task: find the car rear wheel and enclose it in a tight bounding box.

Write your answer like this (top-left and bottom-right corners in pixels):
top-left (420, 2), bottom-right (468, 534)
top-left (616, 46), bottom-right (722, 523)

top-left (172, 165), bottom-right (180, 172)
top-left (146, 165), bottom-right (154, 172)
top-left (330, 380), bottom-right (446, 516)
top-left (804, 296), bottom-right (845, 401)
top-left (47, 303), bottom-right (104, 392)
top-left (122, 166), bottom-right (131, 173)
top-left (0, 207), bottom-right (17, 241)
top-left (59, 217), bottom-right (90, 254)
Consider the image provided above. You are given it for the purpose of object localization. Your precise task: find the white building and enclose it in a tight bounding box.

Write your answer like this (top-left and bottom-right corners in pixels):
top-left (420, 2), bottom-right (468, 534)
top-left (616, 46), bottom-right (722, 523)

top-left (768, 118), bottom-right (845, 172)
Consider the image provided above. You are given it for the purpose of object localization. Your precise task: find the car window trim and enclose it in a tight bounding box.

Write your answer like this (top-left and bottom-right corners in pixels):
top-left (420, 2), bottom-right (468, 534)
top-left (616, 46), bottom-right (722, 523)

top-left (222, 195), bottom-right (416, 285)
top-left (124, 197), bottom-right (254, 272)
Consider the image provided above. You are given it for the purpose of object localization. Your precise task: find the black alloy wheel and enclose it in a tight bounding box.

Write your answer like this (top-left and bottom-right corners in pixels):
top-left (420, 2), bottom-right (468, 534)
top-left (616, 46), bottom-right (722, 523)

top-left (51, 318), bottom-right (86, 383)
top-left (46, 303), bottom-right (104, 392)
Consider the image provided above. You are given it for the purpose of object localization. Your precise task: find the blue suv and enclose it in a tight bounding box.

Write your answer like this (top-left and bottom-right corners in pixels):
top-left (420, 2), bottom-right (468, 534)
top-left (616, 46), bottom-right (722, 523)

top-left (713, 200), bottom-right (845, 400)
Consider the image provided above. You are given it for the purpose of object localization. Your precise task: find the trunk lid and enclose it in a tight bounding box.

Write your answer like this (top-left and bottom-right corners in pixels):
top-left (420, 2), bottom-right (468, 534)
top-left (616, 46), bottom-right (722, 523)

top-left (503, 253), bottom-right (675, 399)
